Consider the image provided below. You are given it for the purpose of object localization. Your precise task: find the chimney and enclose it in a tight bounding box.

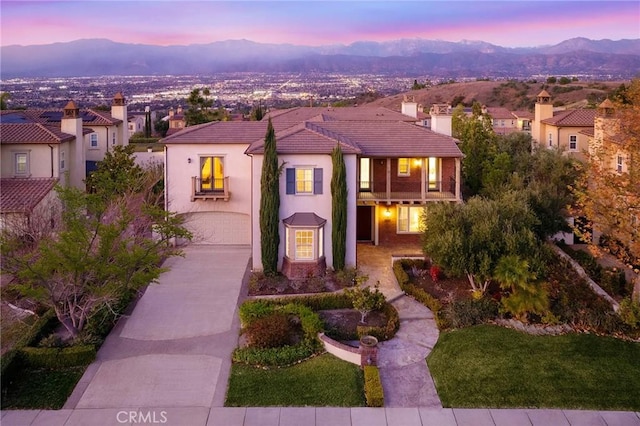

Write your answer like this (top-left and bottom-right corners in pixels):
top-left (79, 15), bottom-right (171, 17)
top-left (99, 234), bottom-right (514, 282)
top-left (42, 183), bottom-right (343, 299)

top-left (61, 100), bottom-right (85, 189)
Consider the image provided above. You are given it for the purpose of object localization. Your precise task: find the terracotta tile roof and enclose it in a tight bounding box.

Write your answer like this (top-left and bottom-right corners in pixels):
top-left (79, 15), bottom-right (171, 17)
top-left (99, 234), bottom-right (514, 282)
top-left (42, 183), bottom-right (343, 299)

top-left (247, 121), bottom-right (462, 158)
top-left (265, 106), bottom-right (415, 130)
top-left (162, 121), bottom-right (268, 144)
top-left (283, 212), bottom-right (327, 227)
top-left (512, 110), bottom-right (534, 119)
top-left (0, 178), bottom-right (58, 213)
top-left (541, 109), bottom-right (596, 127)
top-left (245, 122), bottom-right (361, 155)
top-left (579, 128), bottom-right (595, 137)
top-left (0, 123), bottom-right (75, 144)
top-left (485, 107), bottom-right (515, 120)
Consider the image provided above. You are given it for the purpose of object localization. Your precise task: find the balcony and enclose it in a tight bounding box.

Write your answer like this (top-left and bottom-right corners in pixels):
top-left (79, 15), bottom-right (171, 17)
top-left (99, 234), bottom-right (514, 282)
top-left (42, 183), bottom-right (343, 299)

top-left (357, 179), bottom-right (457, 203)
top-left (191, 176), bottom-right (230, 201)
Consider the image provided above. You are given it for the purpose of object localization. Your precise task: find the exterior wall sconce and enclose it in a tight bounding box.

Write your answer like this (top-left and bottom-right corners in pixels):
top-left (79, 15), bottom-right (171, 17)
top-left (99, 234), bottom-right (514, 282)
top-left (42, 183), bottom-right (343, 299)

top-left (383, 207), bottom-right (391, 218)
top-left (414, 159), bottom-right (422, 167)
top-left (187, 158), bottom-right (192, 164)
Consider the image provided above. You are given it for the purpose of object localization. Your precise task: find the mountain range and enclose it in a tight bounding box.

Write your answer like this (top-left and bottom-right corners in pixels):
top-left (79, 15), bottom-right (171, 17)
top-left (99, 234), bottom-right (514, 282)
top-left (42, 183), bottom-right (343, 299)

top-left (2, 37), bottom-right (639, 78)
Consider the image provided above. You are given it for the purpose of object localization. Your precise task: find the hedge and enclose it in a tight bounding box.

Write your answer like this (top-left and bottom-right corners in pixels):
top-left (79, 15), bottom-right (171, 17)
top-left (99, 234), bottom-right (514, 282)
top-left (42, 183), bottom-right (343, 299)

top-left (1, 310), bottom-right (57, 388)
top-left (19, 345), bottom-right (96, 369)
top-left (363, 365), bottom-right (384, 407)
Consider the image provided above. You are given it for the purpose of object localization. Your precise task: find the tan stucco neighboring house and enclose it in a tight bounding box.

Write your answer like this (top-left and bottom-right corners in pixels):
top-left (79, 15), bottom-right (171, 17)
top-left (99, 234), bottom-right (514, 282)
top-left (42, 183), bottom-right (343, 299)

top-left (531, 90), bottom-right (595, 161)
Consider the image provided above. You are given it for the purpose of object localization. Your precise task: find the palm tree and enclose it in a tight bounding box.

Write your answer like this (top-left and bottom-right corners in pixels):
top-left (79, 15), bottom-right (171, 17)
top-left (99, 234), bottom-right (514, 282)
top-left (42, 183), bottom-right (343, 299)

top-left (494, 255), bottom-right (548, 321)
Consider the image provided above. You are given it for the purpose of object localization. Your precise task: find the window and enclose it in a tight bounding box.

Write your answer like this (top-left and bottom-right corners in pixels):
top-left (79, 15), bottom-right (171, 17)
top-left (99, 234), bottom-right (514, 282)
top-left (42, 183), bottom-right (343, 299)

top-left (295, 230), bottom-right (314, 260)
top-left (548, 133), bottom-right (553, 147)
top-left (569, 135), bottom-right (577, 151)
top-left (296, 168), bottom-right (313, 193)
top-left (90, 133), bottom-right (98, 148)
top-left (428, 157), bottom-right (439, 191)
top-left (112, 132), bottom-right (116, 146)
top-left (359, 158), bottom-right (371, 191)
top-left (60, 151), bottom-right (65, 170)
top-left (283, 213), bottom-right (326, 262)
top-left (14, 152), bottom-right (29, 176)
top-left (398, 158), bottom-right (410, 176)
top-left (397, 206), bottom-right (424, 233)
top-left (617, 155), bottom-right (624, 173)
top-left (286, 168), bottom-right (322, 195)
top-left (200, 156), bottom-right (224, 191)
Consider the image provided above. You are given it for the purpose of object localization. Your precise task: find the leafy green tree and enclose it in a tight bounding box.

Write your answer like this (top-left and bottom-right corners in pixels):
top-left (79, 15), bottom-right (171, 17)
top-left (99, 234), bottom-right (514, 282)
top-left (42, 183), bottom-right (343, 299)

top-left (155, 116), bottom-right (169, 137)
top-left (0, 92), bottom-right (10, 110)
top-left (331, 145), bottom-right (348, 271)
top-left (184, 88), bottom-right (229, 126)
top-left (251, 102), bottom-right (264, 121)
top-left (259, 118), bottom-right (282, 275)
top-left (422, 192), bottom-right (540, 295)
top-left (452, 102), bottom-right (496, 197)
top-left (345, 284), bottom-right (385, 323)
top-left (1, 168), bottom-right (191, 340)
top-left (494, 255), bottom-right (549, 321)
top-left (85, 145), bottom-right (144, 201)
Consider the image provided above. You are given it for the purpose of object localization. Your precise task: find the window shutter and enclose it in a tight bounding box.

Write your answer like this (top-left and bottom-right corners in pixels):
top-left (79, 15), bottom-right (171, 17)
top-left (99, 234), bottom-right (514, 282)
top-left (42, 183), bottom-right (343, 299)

top-left (314, 168), bottom-right (323, 194)
top-left (286, 168), bottom-right (295, 194)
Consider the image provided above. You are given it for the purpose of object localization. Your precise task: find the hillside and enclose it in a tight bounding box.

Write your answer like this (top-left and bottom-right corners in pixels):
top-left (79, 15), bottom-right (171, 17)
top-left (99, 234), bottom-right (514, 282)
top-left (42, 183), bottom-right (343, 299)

top-left (365, 80), bottom-right (627, 112)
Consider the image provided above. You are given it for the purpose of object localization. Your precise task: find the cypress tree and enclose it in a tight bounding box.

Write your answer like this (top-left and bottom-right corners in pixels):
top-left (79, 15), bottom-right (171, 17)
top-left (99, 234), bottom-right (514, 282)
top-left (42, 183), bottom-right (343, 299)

top-left (331, 144), bottom-right (348, 271)
top-left (260, 118), bottom-right (280, 275)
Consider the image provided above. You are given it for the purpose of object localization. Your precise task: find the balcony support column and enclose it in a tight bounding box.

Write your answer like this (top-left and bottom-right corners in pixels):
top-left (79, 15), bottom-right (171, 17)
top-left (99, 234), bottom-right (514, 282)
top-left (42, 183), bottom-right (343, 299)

top-left (421, 157), bottom-right (426, 202)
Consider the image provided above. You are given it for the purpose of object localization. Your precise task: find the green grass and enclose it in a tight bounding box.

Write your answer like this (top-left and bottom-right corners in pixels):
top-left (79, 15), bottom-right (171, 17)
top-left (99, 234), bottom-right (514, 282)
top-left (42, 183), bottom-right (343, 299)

top-left (225, 353), bottom-right (365, 407)
top-left (1, 366), bottom-right (85, 409)
top-left (427, 325), bottom-right (640, 410)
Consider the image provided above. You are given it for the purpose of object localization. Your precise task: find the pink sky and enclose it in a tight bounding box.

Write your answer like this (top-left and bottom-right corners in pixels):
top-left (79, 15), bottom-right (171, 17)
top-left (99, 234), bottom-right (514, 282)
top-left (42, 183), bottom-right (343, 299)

top-left (1, 1), bottom-right (638, 47)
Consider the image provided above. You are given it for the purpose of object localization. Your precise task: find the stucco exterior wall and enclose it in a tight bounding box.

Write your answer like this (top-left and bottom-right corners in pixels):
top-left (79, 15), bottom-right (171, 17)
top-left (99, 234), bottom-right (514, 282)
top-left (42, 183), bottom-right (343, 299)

top-left (1, 143), bottom-right (60, 179)
top-left (251, 152), bottom-right (357, 273)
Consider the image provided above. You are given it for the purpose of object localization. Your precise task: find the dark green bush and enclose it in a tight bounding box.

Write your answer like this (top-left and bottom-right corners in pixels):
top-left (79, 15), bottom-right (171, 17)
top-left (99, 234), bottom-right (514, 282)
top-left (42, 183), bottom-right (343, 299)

top-left (232, 340), bottom-right (320, 367)
top-left (83, 289), bottom-right (137, 342)
top-left (357, 302), bottom-right (399, 341)
top-left (245, 313), bottom-right (293, 349)
top-left (363, 365), bottom-right (384, 407)
top-left (599, 268), bottom-right (628, 297)
top-left (19, 345), bottom-right (96, 369)
top-left (238, 300), bottom-right (275, 325)
top-left (442, 298), bottom-right (499, 329)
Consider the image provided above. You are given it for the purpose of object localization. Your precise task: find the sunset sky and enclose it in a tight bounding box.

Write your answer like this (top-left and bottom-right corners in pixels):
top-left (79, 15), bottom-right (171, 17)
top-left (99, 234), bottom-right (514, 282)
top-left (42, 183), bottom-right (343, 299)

top-left (1, 1), bottom-right (638, 48)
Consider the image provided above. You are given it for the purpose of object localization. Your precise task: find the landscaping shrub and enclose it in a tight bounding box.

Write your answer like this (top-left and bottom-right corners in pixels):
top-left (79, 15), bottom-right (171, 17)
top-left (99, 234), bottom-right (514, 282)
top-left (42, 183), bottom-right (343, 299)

top-left (363, 365), bottom-right (384, 407)
top-left (238, 299), bottom-right (275, 325)
top-left (618, 298), bottom-right (640, 331)
top-left (357, 302), bottom-right (400, 341)
top-left (19, 345), bottom-right (96, 368)
top-left (82, 288), bottom-right (137, 343)
top-left (599, 268), bottom-right (629, 297)
top-left (245, 313), bottom-right (293, 349)
top-left (441, 298), bottom-right (498, 329)
top-left (232, 341), bottom-right (319, 367)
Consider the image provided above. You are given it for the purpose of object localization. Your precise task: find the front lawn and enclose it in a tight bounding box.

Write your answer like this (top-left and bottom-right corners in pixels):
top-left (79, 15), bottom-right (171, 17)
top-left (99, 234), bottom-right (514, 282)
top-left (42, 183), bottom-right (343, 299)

top-left (225, 353), bottom-right (365, 407)
top-left (427, 325), bottom-right (640, 410)
top-left (1, 366), bottom-right (85, 409)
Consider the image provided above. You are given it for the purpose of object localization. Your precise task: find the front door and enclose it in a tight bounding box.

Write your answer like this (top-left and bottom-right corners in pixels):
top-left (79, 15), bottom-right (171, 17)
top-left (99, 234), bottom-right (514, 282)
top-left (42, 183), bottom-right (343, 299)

top-left (357, 206), bottom-right (373, 241)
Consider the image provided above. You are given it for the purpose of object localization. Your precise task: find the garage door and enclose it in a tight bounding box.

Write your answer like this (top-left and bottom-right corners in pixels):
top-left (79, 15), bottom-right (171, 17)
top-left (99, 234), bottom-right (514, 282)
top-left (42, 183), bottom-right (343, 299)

top-left (182, 211), bottom-right (250, 245)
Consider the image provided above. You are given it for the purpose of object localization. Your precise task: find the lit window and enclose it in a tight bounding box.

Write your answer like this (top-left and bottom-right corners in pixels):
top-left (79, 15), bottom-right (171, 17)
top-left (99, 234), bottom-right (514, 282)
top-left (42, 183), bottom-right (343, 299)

top-left (90, 133), bottom-right (98, 148)
top-left (397, 206), bottom-right (424, 233)
top-left (14, 152), bottom-right (29, 176)
top-left (296, 168), bottom-right (313, 193)
top-left (569, 135), bottom-right (577, 151)
top-left (398, 158), bottom-right (410, 176)
top-left (359, 158), bottom-right (371, 191)
top-left (428, 157), bottom-right (439, 191)
top-left (295, 230), bottom-right (314, 260)
top-left (199, 156), bottom-right (225, 191)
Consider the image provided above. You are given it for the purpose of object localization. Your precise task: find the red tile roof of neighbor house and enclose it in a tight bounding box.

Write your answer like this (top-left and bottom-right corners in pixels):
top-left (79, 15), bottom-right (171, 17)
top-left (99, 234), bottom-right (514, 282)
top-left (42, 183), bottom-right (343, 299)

top-left (0, 123), bottom-right (76, 144)
top-left (541, 109), bottom-right (597, 127)
top-left (0, 178), bottom-right (58, 213)
top-left (512, 110), bottom-right (534, 119)
top-left (163, 121), bottom-right (269, 144)
top-left (485, 107), bottom-right (515, 120)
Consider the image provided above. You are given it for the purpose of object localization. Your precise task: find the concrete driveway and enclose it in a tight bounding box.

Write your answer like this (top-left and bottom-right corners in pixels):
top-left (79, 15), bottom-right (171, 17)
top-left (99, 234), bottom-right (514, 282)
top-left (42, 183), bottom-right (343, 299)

top-left (66, 245), bottom-right (250, 410)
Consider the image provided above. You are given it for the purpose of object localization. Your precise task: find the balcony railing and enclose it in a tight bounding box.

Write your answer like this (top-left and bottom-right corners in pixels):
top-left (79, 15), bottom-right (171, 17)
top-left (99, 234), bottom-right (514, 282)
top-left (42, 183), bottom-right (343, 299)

top-left (357, 179), bottom-right (457, 202)
top-left (191, 176), bottom-right (230, 201)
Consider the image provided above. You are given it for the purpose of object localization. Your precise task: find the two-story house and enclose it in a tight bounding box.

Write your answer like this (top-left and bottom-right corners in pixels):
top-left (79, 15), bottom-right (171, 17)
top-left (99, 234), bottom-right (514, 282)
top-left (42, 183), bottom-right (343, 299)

top-left (531, 90), bottom-right (596, 161)
top-left (0, 94), bottom-right (129, 232)
top-left (163, 106), bottom-right (463, 278)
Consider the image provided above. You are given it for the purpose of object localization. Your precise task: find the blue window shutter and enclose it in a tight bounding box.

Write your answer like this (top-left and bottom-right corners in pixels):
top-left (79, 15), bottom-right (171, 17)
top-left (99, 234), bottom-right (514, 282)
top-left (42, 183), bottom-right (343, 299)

top-left (286, 168), bottom-right (295, 194)
top-left (314, 168), bottom-right (323, 194)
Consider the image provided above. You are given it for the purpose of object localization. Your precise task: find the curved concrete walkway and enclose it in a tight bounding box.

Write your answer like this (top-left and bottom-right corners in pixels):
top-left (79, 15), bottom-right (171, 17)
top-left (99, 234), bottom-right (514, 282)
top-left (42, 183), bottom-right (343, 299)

top-left (356, 243), bottom-right (441, 407)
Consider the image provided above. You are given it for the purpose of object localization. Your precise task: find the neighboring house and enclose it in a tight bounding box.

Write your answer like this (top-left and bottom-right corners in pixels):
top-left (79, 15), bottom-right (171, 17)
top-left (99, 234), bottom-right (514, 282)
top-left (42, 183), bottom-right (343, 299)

top-left (0, 93), bottom-right (129, 232)
top-left (511, 110), bottom-right (533, 134)
top-left (128, 107), bottom-right (157, 137)
top-left (483, 106), bottom-right (519, 135)
top-left (531, 90), bottom-right (595, 161)
top-left (166, 106), bottom-right (186, 136)
top-left (163, 106), bottom-right (463, 278)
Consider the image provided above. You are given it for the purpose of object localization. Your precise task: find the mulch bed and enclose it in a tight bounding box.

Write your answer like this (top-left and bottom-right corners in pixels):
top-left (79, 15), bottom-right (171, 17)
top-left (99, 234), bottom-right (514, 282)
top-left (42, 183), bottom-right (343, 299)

top-left (248, 272), bottom-right (354, 296)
